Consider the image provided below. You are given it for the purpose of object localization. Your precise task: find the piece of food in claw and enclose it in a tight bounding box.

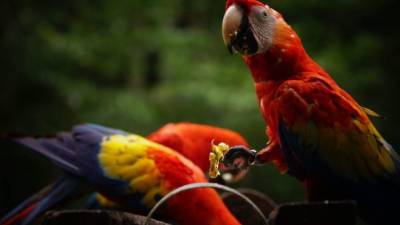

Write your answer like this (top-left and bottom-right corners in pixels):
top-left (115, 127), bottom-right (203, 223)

top-left (209, 142), bottom-right (230, 178)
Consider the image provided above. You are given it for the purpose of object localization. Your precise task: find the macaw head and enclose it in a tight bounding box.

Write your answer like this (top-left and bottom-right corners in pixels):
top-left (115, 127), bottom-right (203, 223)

top-left (147, 122), bottom-right (250, 183)
top-left (222, 0), bottom-right (297, 56)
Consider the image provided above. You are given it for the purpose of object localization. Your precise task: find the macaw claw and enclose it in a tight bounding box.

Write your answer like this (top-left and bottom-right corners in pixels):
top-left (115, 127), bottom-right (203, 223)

top-left (222, 146), bottom-right (257, 170)
top-left (209, 143), bottom-right (257, 179)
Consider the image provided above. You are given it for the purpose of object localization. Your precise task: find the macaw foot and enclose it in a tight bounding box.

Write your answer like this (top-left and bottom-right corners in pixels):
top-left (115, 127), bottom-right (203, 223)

top-left (222, 146), bottom-right (257, 170)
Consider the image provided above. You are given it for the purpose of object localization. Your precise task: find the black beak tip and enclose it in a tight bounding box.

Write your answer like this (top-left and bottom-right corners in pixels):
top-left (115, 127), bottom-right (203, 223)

top-left (227, 44), bottom-right (234, 55)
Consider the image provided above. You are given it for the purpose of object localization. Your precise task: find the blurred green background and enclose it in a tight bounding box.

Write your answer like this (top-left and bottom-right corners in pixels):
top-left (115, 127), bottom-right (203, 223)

top-left (1, 0), bottom-right (400, 216)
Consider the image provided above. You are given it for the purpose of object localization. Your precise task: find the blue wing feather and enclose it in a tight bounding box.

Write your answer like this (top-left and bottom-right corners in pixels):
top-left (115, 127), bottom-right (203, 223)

top-left (16, 136), bottom-right (80, 174)
top-left (82, 124), bottom-right (127, 136)
top-left (3, 123), bottom-right (159, 225)
top-left (12, 124), bottom-right (132, 192)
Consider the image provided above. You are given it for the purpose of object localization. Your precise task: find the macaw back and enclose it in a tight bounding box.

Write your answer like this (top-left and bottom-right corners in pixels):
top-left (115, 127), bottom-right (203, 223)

top-left (147, 122), bottom-right (249, 172)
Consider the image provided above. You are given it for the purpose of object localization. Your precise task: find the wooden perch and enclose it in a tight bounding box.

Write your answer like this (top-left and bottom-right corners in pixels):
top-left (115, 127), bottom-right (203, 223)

top-left (40, 193), bottom-right (358, 225)
top-left (269, 201), bottom-right (357, 225)
top-left (41, 210), bottom-right (171, 225)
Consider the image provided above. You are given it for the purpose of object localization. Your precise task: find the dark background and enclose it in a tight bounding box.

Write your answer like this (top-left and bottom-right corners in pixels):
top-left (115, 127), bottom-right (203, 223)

top-left (1, 0), bottom-right (400, 216)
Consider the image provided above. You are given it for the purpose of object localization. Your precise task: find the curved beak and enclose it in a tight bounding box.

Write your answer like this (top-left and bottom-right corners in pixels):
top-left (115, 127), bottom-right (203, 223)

top-left (222, 4), bottom-right (258, 55)
top-left (222, 5), bottom-right (244, 54)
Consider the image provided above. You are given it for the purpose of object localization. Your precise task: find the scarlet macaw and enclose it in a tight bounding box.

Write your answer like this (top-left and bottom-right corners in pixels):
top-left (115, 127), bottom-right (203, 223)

top-left (1, 124), bottom-right (243, 225)
top-left (94, 122), bottom-right (249, 208)
top-left (220, 1), bottom-right (400, 224)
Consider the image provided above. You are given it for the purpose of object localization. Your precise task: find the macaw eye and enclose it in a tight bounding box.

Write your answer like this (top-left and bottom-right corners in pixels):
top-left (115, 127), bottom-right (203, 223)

top-left (262, 11), bottom-right (268, 17)
top-left (251, 6), bottom-right (270, 22)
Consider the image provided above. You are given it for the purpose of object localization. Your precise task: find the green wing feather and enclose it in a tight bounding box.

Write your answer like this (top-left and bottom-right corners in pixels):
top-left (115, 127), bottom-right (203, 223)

top-left (289, 119), bottom-right (399, 182)
top-left (275, 78), bottom-right (400, 182)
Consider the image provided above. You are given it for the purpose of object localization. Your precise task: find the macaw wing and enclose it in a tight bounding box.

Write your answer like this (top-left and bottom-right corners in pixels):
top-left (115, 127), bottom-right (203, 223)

top-left (279, 119), bottom-right (400, 183)
top-left (273, 78), bottom-right (400, 184)
top-left (16, 124), bottom-right (203, 211)
top-left (73, 124), bottom-right (203, 209)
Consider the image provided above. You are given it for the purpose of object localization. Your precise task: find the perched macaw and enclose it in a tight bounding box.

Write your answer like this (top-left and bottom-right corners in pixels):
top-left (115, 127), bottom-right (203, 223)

top-left (0, 124), bottom-right (242, 225)
top-left (94, 122), bottom-right (249, 208)
top-left (220, 0), bottom-right (400, 224)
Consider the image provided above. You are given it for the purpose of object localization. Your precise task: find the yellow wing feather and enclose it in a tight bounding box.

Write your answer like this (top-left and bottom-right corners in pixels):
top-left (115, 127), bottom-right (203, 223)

top-left (98, 134), bottom-right (165, 206)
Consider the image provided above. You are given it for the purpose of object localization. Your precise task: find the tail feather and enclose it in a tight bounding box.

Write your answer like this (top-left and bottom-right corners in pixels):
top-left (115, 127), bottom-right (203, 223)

top-left (0, 176), bottom-right (79, 225)
top-left (2, 203), bottom-right (37, 225)
top-left (0, 184), bottom-right (52, 225)
top-left (21, 177), bottom-right (79, 225)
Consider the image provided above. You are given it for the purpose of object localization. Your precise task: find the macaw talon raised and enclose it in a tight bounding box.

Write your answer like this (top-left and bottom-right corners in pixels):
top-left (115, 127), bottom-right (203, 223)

top-left (222, 145), bottom-right (257, 170)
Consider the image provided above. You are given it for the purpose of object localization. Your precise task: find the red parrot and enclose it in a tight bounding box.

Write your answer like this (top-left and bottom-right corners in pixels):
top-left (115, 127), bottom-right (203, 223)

top-left (94, 122), bottom-right (249, 207)
top-left (1, 123), bottom-right (244, 225)
top-left (220, 1), bottom-right (400, 224)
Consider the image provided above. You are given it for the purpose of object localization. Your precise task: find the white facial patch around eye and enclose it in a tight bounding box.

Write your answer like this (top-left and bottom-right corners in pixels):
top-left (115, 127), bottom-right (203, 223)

top-left (252, 6), bottom-right (269, 22)
top-left (248, 5), bottom-right (276, 53)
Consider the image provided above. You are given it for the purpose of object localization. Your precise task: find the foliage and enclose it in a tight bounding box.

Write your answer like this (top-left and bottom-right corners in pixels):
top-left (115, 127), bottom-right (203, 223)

top-left (1, 0), bottom-right (400, 214)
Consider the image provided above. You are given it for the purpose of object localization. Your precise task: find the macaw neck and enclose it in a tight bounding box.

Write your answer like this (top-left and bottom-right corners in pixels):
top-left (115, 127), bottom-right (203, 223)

top-left (243, 39), bottom-right (325, 83)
